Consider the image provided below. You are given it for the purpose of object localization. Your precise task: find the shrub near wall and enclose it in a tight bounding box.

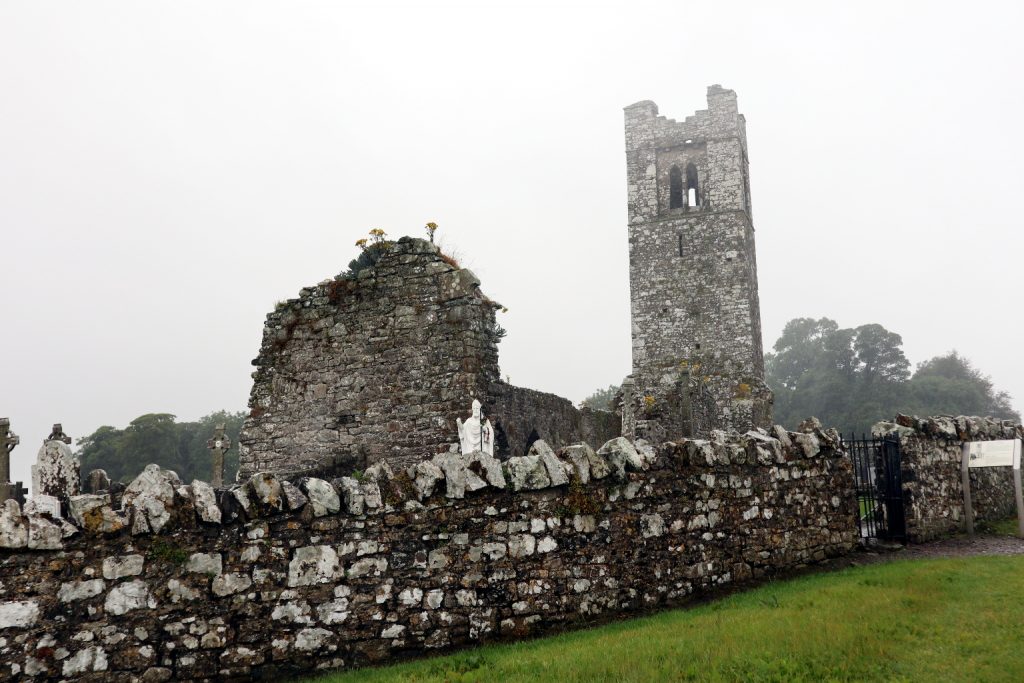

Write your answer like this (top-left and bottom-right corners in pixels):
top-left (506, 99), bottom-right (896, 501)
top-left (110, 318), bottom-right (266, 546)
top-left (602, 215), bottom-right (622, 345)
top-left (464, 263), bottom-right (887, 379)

top-left (0, 427), bottom-right (856, 682)
top-left (874, 414), bottom-right (1024, 543)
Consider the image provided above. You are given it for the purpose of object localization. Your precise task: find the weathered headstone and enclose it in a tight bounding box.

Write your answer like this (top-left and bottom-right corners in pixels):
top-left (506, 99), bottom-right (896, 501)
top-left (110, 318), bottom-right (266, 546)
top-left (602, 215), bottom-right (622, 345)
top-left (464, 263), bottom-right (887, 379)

top-left (0, 418), bottom-right (19, 504)
top-left (86, 469), bottom-right (112, 494)
top-left (207, 424), bottom-right (231, 489)
top-left (31, 423), bottom-right (80, 516)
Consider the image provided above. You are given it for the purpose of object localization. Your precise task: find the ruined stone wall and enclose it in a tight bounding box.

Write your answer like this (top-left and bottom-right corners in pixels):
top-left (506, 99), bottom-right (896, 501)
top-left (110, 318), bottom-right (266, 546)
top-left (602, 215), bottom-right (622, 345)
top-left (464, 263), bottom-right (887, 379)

top-left (0, 428), bottom-right (856, 681)
top-left (239, 237), bottom-right (620, 480)
top-left (875, 414), bottom-right (1023, 543)
top-left (487, 383), bottom-right (620, 457)
top-left (624, 85), bottom-right (771, 437)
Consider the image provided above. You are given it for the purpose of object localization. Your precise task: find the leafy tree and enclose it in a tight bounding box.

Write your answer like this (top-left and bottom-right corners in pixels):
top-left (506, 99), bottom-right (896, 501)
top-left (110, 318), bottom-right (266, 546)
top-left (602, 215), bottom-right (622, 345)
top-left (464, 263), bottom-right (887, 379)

top-left (766, 318), bottom-right (1019, 434)
top-left (581, 385), bottom-right (620, 412)
top-left (77, 411), bottom-right (246, 485)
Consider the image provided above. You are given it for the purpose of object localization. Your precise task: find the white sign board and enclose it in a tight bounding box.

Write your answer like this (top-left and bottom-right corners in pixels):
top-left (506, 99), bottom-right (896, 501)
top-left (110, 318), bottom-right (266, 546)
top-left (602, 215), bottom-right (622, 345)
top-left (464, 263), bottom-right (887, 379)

top-left (962, 439), bottom-right (1024, 539)
top-left (966, 440), bottom-right (1021, 469)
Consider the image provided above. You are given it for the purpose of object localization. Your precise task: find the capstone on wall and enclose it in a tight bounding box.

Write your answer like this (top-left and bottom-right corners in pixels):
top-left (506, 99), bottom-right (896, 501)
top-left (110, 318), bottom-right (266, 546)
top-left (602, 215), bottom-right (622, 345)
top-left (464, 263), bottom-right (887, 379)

top-left (239, 237), bottom-right (619, 480)
top-left (874, 414), bottom-right (1024, 543)
top-left (624, 86), bottom-right (772, 438)
top-left (0, 427), bottom-right (856, 681)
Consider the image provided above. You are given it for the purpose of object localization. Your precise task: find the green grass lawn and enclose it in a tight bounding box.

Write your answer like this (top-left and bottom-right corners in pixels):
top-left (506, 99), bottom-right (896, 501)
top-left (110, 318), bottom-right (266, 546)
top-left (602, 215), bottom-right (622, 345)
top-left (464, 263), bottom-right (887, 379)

top-left (307, 556), bottom-right (1024, 683)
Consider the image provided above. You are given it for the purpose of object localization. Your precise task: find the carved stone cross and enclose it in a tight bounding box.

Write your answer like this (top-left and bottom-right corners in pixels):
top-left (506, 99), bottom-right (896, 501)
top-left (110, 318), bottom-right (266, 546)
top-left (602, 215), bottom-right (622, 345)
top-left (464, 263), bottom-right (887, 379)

top-left (47, 423), bottom-right (72, 444)
top-left (207, 423), bottom-right (231, 488)
top-left (0, 418), bottom-right (19, 503)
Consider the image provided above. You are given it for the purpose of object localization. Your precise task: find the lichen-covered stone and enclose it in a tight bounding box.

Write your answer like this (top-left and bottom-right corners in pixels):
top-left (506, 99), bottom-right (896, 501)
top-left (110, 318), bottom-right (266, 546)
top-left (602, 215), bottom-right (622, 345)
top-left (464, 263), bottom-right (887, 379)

top-left (597, 437), bottom-right (644, 479)
top-left (212, 572), bottom-right (252, 597)
top-left (337, 477), bottom-right (365, 514)
top-left (300, 478), bottom-right (340, 517)
top-left (246, 473), bottom-right (284, 512)
top-left (413, 461), bottom-right (444, 499)
top-left (103, 554), bottom-right (144, 580)
top-left (281, 480), bottom-right (308, 511)
top-left (288, 545), bottom-right (341, 587)
top-left (187, 552), bottom-right (223, 576)
top-left (58, 579), bottom-right (105, 603)
top-left (0, 599), bottom-right (40, 628)
top-left (506, 455), bottom-right (550, 491)
top-left (123, 465), bottom-right (180, 534)
top-left (26, 514), bottom-right (63, 550)
top-left (105, 580), bottom-right (155, 615)
top-left (191, 480), bottom-right (222, 524)
top-left (0, 499), bottom-right (27, 548)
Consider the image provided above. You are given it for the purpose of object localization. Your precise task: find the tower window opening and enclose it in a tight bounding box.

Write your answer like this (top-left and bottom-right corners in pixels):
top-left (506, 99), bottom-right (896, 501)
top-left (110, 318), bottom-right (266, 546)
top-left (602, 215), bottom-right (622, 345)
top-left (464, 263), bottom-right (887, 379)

top-left (678, 234), bottom-right (683, 257)
top-left (669, 166), bottom-right (683, 209)
top-left (685, 163), bottom-right (700, 208)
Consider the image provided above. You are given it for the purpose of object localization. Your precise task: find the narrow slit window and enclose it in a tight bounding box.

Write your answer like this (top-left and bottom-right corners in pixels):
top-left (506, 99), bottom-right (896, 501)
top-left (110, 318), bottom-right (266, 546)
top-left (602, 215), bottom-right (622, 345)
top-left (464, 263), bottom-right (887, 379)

top-left (678, 234), bottom-right (683, 257)
top-left (685, 163), bottom-right (700, 208)
top-left (669, 166), bottom-right (683, 209)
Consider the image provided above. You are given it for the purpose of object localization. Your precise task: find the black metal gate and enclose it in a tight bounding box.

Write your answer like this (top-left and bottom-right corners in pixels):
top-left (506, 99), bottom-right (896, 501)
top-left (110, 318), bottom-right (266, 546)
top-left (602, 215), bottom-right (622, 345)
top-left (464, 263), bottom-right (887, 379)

top-left (847, 435), bottom-right (906, 542)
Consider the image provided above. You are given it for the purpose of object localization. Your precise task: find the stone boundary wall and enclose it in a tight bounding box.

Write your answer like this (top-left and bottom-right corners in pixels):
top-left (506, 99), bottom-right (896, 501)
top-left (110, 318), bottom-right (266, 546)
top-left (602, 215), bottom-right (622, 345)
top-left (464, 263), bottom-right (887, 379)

top-left (875, 414), bottom-right (1024, 543)
top-left (0, 427), bottom-right (856, 681)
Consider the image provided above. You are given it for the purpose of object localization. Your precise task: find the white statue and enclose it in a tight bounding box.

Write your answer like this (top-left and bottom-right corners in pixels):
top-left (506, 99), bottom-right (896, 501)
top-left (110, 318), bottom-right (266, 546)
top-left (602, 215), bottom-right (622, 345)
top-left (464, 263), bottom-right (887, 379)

top-left (456, 399), bottom-right (494, 456)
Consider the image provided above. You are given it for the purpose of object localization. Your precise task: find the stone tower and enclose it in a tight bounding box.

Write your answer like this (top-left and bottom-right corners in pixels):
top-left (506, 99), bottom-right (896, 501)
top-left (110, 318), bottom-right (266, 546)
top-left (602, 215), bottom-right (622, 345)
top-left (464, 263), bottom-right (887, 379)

top-left (622, 85), bottom-right (772, 440)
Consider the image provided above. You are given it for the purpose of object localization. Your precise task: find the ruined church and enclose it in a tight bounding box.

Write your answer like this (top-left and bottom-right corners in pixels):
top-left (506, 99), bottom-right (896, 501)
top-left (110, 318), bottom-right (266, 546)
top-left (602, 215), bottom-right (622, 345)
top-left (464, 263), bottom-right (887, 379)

top-left (238, 85), bottom-right (772, 478)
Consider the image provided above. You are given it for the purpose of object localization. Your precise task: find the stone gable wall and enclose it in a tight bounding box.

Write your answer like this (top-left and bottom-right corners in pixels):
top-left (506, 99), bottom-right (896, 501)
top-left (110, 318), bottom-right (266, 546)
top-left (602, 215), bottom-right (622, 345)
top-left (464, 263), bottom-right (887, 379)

top-left (239, 237), bottom-right (503, 478)
top-left (238, 238), bottom-right (621, 480)
top-left (0, 428), bottom-right (856, 681)
top-left (875, 414), bottom-right (1024, 542)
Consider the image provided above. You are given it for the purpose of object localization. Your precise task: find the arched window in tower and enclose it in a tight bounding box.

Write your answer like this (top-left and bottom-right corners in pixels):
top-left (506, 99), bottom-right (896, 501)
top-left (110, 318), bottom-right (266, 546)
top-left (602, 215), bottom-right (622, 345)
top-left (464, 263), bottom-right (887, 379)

top-left (669, 165), bottom-right (683, 209)
top-left (686, 163), bottom-right (700, 208)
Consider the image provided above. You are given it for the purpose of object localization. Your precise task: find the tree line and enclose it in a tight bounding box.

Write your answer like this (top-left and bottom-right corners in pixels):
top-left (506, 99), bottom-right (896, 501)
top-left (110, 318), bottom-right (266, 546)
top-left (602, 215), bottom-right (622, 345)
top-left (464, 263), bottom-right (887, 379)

top-left (582, 317), bottom-right (1019, 434)
top-left (77, 411), bottom-right (246, 485)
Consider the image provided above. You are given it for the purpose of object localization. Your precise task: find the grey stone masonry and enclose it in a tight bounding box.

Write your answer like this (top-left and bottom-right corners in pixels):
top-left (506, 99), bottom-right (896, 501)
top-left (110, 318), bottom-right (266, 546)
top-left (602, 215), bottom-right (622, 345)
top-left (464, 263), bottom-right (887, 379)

top-left (624, 85), bottom-right (772, 438)
top-left (239, 237), bottom-right (502, 478)
top-left (239, 237), bottom-right (620, 480)
top-left (0, 430), bottom-right (856, 681)
top-left (873, 414), bottom-right (1024, 543)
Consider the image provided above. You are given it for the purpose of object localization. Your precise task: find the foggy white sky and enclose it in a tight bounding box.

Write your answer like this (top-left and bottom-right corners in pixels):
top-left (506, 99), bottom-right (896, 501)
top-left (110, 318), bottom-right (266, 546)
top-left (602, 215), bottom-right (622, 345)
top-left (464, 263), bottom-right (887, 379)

top-left (2, 1), bottom-right (1022, 488)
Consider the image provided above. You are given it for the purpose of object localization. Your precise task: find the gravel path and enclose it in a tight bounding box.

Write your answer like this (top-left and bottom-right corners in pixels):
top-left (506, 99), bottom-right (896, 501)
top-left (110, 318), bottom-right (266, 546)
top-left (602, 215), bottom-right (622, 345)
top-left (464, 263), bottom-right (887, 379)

top-left (851, 533), bottom-right (1024, 565)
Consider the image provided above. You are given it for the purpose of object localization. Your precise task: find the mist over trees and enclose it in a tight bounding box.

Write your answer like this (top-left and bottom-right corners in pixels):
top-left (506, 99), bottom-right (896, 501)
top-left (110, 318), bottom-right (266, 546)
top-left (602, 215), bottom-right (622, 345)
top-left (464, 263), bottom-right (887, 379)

top-left (766, 318), bottom-right (1020, 434)
top-left (581, 385), bottom-right (619, 412)
top-left (76, 411), bottom-right (246, 484)
top-left (581, 318), bottom-right (1019, 435)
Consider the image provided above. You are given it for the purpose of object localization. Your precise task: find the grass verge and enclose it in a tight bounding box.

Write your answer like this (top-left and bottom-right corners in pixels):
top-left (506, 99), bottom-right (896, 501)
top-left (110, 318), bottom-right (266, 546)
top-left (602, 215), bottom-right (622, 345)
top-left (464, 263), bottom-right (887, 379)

top-left (306, 556), bottom-right (1024, 683)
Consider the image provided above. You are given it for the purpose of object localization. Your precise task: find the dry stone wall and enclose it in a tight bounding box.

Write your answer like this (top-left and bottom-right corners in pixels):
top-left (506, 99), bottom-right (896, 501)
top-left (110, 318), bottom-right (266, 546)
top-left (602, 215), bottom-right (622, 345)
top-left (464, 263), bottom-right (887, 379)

top-left (874, 414), bottom-right (1024, 543)
top-left (1, 427), bottom-right (856, 681)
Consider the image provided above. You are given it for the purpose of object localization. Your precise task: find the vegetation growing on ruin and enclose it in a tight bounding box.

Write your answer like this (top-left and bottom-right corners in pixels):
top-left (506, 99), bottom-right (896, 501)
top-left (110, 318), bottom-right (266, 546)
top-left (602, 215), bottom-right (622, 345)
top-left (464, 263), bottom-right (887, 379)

top-left (308, 556), bottom-right (1024, 683)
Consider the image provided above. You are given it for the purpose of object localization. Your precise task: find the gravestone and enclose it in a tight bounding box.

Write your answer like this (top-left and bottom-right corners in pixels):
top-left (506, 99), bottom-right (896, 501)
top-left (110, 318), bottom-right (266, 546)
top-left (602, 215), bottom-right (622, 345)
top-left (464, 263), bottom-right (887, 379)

top-left (31, 423), bottom-right (80, 516)
top-left (0, 418), bottom-right (19, 504)
top-left (86, 469), bottom-right (112, 494)
top-left (207, 424), bottom-right (231, 488)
